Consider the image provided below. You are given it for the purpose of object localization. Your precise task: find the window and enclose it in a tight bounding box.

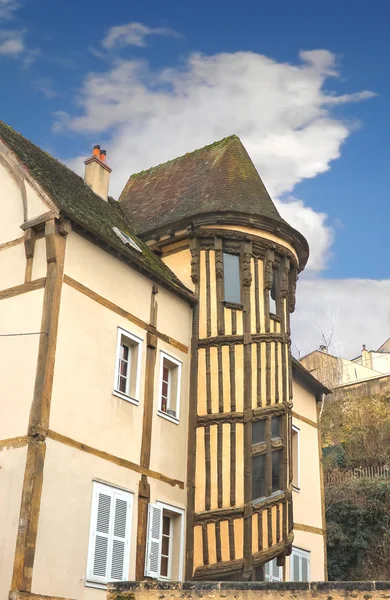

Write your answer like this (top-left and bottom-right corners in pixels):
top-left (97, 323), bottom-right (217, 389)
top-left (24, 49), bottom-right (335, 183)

top-left (86, 482), bottom-right (133, 586)
top-left (114, 328), bottom-right (142, 404)
top-left (252, 414), bottom-right (284, 502)
top-left (292, 425), bottom-right (300, 490)
top-left (158, 352), bottom-right (182, 422)
top-left (290, 547), bottom-right (310, 582)
top-left (223, 252), bottom-right (241, 304)
top-left (269, 265), bottom-right (279, 316)
top-left (112, 227), bottom-right (142, 253)
top-left (264, 557), bottom-right (283, 582)
top-left (145, 502), bottom-right (185, 580)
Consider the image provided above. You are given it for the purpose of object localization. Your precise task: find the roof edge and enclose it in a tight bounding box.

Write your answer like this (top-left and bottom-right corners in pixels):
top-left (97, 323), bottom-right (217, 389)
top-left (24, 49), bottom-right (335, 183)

top-left (292, 357), bottom-right (332, 396)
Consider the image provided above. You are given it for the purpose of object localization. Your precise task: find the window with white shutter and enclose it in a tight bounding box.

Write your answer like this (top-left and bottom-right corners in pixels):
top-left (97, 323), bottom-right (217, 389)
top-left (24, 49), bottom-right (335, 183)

top-left (145, 504), bottom-right (163, 578)
top-left (290, 547), bottom-right (310, 582)
top-left (144, 502), bottom-right (185, 580)
top-left (86, 482), bottom-right (133, 586)
top-left (264, 557), bottom-right (283, 581)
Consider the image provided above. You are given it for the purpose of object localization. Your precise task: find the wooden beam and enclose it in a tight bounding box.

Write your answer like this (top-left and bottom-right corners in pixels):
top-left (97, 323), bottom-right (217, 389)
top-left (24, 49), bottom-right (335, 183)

top-left (292, 411), bottom-right (318, 429)
top-left (20, 211), bottom-right (58, 231)
top-left (0, 235), bottom-right (25, 252)
top-left (294, 522), bottom-right (325, 536)
top-left (0, 436), bottom-right (29, 450)
top-left (0, 278), bottom-right (46, 301)
top-left (135, 475), bottom-right (150, 580)
top-left (38, 427), bottom-right (184, 489)
top-left (12, 220), bottom-right (66, 593)
top-left (63, 275), bottom-right (188, 354)
top-left (11, 440), bottom-right (46, 592)
top-left (193, 557), bottom-right (243, 579)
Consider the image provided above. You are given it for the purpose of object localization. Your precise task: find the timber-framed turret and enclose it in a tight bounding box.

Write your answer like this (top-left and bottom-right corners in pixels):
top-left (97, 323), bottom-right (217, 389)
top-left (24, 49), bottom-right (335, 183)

top-left (120, 135), bottom-right (309, 581)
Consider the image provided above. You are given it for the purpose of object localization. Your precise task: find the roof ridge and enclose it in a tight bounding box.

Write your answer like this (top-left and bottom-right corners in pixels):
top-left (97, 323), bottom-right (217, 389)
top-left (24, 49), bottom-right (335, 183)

top-left (127, 134), bottom-right (240, 181)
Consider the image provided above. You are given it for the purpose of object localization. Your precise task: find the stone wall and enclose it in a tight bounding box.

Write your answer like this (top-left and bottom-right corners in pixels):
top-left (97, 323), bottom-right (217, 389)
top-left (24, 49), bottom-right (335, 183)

top-left (108, 581), bottom-right (390, 600)
top-left (331, 374), bottom-right (390, 402)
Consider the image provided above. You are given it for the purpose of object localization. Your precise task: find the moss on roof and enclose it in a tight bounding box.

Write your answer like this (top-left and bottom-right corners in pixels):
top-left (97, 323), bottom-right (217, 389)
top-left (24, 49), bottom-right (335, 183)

top-left (119, 134), bottom-right (286, 235)
top-left (0, 121), bottom-right (192, 299)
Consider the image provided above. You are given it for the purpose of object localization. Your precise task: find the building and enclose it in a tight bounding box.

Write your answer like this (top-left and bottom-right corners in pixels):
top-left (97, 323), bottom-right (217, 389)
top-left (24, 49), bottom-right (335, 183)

top-left (300, 341), bottom-right (390, 401)
top-left (0, 121), bottom-right (328, 600)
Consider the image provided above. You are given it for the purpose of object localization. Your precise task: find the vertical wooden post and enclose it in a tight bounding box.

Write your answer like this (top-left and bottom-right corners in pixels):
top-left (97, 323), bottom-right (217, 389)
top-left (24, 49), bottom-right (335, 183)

top-left (12, 219), bottom-right (68, 593)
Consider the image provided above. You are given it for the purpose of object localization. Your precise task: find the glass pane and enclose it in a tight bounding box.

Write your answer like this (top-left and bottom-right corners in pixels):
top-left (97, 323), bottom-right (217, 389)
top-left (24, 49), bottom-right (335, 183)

top-left (252, 453), bottom-right (265, 500)
top-left (293, 554), bottom-right (300, 581)
top-left (162, 382), bottom-right (168, 397)
top-left (119, 360), bottom-right (128, 376)
top-left (271, 416), bottom-right (282, 439)
top-left (120, 344), bottom-right (129, 360)
top-left (162, 516), bottom-right (170, 535)
top-left (161, 398), bottom-right (167, 412)
top-left (160, 556), bottom-right (168, 577)
top-left (223, 253), bottom-right (241, 303)
top-left (252, 420), bottom-right (265, 445)
top-left (118, 376), bottom-right (127, 393)
top-left (162, 536), bottom-right (169, 556)
top-left (302, 557), bottom-right (308, 581)
top-left (163, 365), bottom-right (170, 382)
top-left (272, 449), bottom-right (282, 493)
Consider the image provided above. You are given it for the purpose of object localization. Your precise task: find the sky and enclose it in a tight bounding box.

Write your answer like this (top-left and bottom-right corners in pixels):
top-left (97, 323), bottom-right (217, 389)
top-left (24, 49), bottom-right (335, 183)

top-left (1, 0), bottom-right (390, 358)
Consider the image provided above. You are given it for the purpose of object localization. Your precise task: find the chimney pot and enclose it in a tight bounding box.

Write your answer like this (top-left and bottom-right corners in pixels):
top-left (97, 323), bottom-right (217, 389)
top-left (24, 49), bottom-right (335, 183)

top-left (362, 344), bottom-right (366, 351)
top-left (84, 145), bottom-right (112, 201)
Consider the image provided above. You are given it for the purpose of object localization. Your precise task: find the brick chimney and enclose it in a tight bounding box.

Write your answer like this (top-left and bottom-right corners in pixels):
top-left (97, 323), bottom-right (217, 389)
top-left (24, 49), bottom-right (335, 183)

top-left (84, 144), bottom-right (112, 201)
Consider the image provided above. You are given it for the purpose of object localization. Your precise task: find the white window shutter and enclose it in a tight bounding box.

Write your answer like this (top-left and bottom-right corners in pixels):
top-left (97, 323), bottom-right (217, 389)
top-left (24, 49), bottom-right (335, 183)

top-left (301, 556), bottom-right (309, 581)
top-left (145, 504), bottom-right (163, 578)
top-left (264, 560), bottom-right (270, 581)
top-left (110, 492), bottom-right (132, 581)
top-left (272, 559), bottom-right (281, 581)
top-left (293, 553), bottom-right (300, 582)
top-left (88, 487), bottom-right (113, 583)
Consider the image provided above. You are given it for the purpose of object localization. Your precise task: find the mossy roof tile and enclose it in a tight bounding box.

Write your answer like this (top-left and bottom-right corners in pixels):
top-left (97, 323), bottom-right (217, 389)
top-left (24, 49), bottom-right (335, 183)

top-left (119, 134), bottom-right (287, 235)
top-left (0, 121), bottom-right (191, 298)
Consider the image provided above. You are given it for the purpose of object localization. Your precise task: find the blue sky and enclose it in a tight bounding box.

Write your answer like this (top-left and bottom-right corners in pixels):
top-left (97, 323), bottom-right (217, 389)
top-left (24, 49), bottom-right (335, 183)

top-left (1, 0), bottom-right (390, 355)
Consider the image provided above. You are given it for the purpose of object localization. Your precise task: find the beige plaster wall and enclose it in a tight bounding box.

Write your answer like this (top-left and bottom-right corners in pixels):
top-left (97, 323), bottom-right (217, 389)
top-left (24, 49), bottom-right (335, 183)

top-left (64, 233), bottom-right (192, 346)
top-left (0, 242), bottom-right (26, 289)
top-left (0, 161), bottom-right (25, 243)
top-left (32, 438), bottom-right (139, 600)
top-left (50, 282), bottom-right (145, 462)
top-left (292, 380), bottom-right (317, 423)
top-left (0, 445), bottom-right (27, 600)
top-left (163, 248), bottom-right (195, 293)
top-left (149, 341), bottom-right (189, 485)
top-left (0, 289), bottom-right (44, 439)
top-left (287, 530), bottom-right (325, 581)
top-left (31, 236), bottom-right (48, 281)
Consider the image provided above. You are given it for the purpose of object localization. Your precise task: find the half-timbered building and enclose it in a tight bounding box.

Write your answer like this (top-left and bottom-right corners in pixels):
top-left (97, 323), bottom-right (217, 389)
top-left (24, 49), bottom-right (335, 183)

top-left (0, 122), bottom-right (329, 600)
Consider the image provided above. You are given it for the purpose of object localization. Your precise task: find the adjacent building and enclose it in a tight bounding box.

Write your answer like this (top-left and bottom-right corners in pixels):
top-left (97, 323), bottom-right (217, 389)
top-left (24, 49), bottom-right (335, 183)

top-left (0, 122), bottom-right (329, 600)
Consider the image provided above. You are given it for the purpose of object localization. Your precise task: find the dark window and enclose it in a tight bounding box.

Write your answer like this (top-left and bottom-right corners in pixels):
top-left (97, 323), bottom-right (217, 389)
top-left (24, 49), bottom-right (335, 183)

top-left (252, 453), bottom-right (266, 500)
top-left (252, 420), bottom-right (266, 445)
top-left (270, 266), bottom-right (279, 315)
top-left (223, 253), bottom-right (240, 303)
top-left (272, 449), bottom-right (283, 493)
top-left (271, 415), bottom-right (282, 439)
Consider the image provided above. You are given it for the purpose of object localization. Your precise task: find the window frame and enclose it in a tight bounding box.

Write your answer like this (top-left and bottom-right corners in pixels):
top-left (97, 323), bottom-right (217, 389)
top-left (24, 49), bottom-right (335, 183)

top-left (292, 424), bottom-right (300, 491)
top-left (252, 413), bottom-right (285, 504)
top-left (290, 547), bottom-right (310, 582)
top-left (157, 351), bottom-right (182, 424)
top-left (86, 481), bottom-right (133, 588)
top-left (264, 557), bottom-right (283, 582)
top-left (222, 251), bottom-right (242, 308)
top-left (113, 327), bottom-right (143, 405)
top-left (156, 501), bottom-right (185, 581)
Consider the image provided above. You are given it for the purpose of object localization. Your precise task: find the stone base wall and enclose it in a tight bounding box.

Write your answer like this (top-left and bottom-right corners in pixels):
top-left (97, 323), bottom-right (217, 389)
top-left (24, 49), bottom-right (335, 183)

top-left (108, 581), bottom-right (390, 600)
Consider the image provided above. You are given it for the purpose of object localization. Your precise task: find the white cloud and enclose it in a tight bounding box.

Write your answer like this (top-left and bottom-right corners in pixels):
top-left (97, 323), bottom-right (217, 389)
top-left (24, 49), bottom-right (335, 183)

top-left (102, 21), bottom-right (180, 49)
top-left (0, 29), bottom-right (24, 55)
top-left (0, 0), bottom-right (20, 20)
top-left (292, 279), bottom-right (390, 359)
top-left (59, 48), bottom-right (373, 277)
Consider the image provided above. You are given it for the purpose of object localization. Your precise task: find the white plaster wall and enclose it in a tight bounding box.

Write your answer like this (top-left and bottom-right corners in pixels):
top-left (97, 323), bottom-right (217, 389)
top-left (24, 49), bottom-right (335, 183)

top-left (286, 530), bottom-right (325, 581)
top-left (0, 445), bottom-right (27, 599)
top-left (0, 289), bottom-right (44, 439)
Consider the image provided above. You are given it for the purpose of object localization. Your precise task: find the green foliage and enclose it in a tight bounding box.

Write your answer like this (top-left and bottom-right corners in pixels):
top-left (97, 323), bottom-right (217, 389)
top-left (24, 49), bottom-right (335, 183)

top-left (326, 479), bottom-right (390, 580)
top-left (322, 393), bottom-right (390, 468)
